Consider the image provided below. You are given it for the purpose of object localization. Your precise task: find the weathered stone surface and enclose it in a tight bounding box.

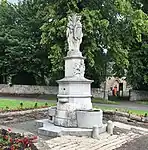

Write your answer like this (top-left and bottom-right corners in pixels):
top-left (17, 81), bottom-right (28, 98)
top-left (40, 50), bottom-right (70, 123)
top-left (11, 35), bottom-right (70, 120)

top-left (37, 119), bottom-right (107, 137)
top-left (104, 110), bottom-right (147, 124)
top-left (67, 111), bottom-right (78, 127)
top-left (0, 84), bottom-right (112, 98)
top-left (130, 114), bottom-right (142, 122)
top-left (115, 111), bottom-right (129, 118)
top-left (107, 120), bottom-right (114, 135)
top-left (48, 107), bottom-right (56, 117)
top-left (40, 131), bottom-right (143, 150)
top-left (54, 117), bottom-right (68, 127)
top-left (77, 110), bottom-right (103, 128)
top-left (130, 90), bottom-right (148, 101)
top-left (0, 108), bottom-right (48, 125)
top-left (92, 125), bottom-right (99, 139)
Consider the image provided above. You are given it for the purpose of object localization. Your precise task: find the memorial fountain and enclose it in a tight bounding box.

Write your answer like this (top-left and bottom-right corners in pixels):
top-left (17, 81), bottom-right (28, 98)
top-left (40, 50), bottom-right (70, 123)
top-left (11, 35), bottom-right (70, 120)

top-left (36, 14), bottom-right (107, 137)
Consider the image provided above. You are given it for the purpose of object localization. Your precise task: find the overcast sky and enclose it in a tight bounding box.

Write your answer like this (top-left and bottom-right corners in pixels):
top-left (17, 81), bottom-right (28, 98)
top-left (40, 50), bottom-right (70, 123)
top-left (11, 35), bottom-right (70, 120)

top-left (8, 0), bottom-right (18, 3)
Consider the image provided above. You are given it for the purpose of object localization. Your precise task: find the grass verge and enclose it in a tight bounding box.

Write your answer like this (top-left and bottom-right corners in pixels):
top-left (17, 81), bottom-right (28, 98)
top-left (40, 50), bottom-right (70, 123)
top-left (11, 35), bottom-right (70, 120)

top-left (0, 99), bottom-right (55, 110)
top-left (92, 98), bottom-right (119, 105)
top-left (94, 106), bottom-right (148, 116)
top-left (136, 100), bottom-right (148, 105)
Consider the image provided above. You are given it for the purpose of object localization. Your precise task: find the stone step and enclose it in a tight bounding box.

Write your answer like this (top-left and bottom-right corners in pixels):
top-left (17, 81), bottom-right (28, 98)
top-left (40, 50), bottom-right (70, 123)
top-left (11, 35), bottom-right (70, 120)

top-left (37, 119), bottom-right (107, 137)
top-left (36, 119), bottom-right (49, 128)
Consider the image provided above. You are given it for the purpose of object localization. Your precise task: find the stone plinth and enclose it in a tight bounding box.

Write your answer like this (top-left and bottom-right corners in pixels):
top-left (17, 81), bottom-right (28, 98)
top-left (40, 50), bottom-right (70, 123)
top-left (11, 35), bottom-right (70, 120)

top-left (54, 52), bottom-right (93, 127)
top-left (36, 119), bottom-right (107, 137)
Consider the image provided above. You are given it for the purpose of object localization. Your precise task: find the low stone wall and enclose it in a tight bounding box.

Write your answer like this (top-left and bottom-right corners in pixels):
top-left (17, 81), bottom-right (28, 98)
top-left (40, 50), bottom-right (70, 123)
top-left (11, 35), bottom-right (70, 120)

top-left (0, 107), bottom-right (147, 129)
top-left (0, 84), bottom-right (58, 97)
top-left (91, 88), bottom-right (104, 98)
top-left (0, 84), bottom-right (105, 98)
top-left (0, 108), bottom-right (48, 125)
top-left (129, 90), bottom-right (148, 101)
top-left (103, 110), bottom-right (148, 128)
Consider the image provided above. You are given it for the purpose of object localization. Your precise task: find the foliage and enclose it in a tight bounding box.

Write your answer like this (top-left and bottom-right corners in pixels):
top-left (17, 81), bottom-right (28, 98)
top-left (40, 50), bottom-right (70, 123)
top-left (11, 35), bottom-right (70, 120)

top-left (0, 0), bottom-right (147, 88)
top-left (127, 0), bottom-right (148, 90)
top-left (0, 128), bottom-right (38, 150)
top-left (41, 0), bottom-right (148, 87)
top-left (41, 0), bottom-right (129, 86)
top-left (0, 0), bottom-right (50, 85)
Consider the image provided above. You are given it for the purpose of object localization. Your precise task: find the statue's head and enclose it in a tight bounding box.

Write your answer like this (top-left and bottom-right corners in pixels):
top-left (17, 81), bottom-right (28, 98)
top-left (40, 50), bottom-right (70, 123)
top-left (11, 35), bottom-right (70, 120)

top-left (68, 14), bottom-right (81, 23)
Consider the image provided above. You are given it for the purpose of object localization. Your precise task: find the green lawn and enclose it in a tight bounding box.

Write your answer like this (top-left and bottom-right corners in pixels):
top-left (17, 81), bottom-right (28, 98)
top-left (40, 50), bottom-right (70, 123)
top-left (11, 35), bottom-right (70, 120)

top-left (0, 98), bottom-right (147, 116)
top-left (92, 98), bottom-right (119, 105)
top-left (94, 106), bottom-right (148, 116)
top-left (0, 99), bottom-right (55, 110)
top-left (136, 100), bottom-right (148, 105)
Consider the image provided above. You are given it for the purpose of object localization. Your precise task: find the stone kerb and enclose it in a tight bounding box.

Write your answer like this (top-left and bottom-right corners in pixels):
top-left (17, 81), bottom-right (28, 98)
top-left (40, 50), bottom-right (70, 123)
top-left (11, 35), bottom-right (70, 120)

top-left (103, 110), bottom-right (148, 126)
top-left (0, 107), bottom-right (147, 126)
top-left (0, 108), bottom-right (49, 125)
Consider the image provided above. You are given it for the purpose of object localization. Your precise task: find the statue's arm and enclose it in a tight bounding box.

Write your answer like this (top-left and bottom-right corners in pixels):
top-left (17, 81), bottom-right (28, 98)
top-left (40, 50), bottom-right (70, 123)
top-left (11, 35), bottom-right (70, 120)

top-left (66, 27), bottom-right (69, 38)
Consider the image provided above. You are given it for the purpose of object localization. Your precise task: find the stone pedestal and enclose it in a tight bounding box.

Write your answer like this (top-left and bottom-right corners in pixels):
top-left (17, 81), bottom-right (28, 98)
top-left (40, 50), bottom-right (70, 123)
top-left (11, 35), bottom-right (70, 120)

top-left (54, 52), bottom-right (93, 127)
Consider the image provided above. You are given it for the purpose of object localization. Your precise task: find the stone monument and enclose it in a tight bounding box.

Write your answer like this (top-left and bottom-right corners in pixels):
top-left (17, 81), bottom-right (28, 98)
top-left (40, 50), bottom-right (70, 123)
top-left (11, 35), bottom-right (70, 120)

top-left (36, 14), bottom-right (107, 137)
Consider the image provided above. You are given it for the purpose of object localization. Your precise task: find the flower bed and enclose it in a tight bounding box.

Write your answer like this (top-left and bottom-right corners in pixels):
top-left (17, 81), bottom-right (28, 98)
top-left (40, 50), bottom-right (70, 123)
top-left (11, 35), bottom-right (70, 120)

top-left (0, 128), bottom-right (38, 150)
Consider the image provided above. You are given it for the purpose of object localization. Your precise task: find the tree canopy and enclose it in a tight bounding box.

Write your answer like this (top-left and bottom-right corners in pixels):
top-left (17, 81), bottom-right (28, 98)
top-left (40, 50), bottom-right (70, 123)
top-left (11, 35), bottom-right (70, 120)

top-left (0, 0), bottom-right (147, 89)
top-left (0, 0), bottom-right (50, 85)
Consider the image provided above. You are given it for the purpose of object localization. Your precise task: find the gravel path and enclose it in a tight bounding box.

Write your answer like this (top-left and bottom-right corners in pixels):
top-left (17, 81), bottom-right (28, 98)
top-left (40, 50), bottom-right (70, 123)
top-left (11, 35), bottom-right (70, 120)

top-left (8, 120), bottom-right (51, 140)
top-left (116, 134), bottom-right (148, 150)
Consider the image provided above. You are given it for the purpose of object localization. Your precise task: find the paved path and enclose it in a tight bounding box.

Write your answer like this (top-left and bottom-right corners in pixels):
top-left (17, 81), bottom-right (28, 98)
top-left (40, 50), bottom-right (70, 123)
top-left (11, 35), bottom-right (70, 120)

top-left (39, 122), bottom-right (148, 150)
top-left (42, 133), bottom-right (142, 150)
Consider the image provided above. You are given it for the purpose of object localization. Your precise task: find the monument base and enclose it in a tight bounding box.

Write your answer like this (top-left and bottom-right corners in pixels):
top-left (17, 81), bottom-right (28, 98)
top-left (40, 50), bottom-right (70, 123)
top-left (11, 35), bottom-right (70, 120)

top-left (36, 119), bottom-right (107, 137)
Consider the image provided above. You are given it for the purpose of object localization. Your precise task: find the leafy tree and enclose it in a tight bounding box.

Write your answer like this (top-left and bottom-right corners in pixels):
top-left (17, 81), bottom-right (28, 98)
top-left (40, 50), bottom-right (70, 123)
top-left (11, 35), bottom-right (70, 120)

top-left (127, 0), bottom-right (148, 90)
top-left (0, 0), bottom-right (147, 88)
top-left (0, 0), bottom-right (50, 85)
top-left (41, 0), bottom-right (144, 87)
top-left (0, 0), bottom-right (18, 83)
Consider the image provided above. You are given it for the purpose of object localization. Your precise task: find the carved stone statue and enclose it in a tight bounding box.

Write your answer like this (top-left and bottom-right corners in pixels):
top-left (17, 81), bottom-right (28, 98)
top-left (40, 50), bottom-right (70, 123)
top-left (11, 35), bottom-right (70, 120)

top-left (66, 14), bottom-right (83, 54)
top-left (73, 60), bottom-right (85, 77)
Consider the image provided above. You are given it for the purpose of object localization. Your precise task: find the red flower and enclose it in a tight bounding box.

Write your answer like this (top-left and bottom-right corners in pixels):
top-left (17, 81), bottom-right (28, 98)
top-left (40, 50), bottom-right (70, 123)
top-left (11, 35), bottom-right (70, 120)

top-left (10, 145), bottom-right (15, 150)
top-left (33, 136), bottom-right (38, 140)
top-left (9, 138), bottom-right (13, 143)
top-left (16, 139), bottom-right (22, 143)
top-left (8, 128), bottom-right (12, 132)
top-left (23, 137), bottom-right (29, 145)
